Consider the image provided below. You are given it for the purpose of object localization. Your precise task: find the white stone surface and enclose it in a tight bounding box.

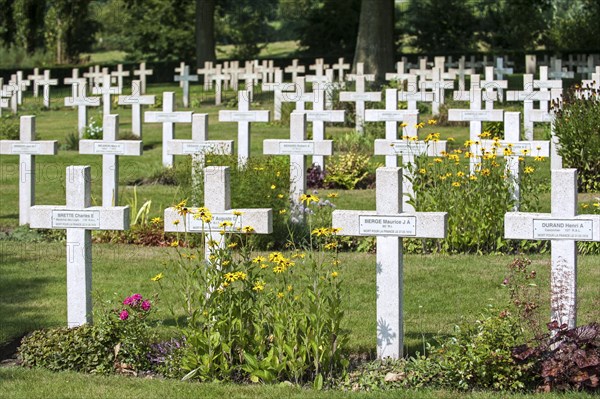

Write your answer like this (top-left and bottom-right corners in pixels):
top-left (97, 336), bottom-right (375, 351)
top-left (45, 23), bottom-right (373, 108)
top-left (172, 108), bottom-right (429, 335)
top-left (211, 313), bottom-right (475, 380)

top-left (133, 62), bottom-right (153, 94)
top-left (332, 167), bottom-right (447, 359)
top-left (29, 165), bottom-right (130, 327)
top-left (505, 169), bottom-right (600, 329)
top-left (174, 65), bottom-right (198, 108)
top-left (0, 116), bottom-right (58, 225)
top-left (79, 115), bottom-right (143, 206)
top-left (118, 80), bottom-right (156, 138)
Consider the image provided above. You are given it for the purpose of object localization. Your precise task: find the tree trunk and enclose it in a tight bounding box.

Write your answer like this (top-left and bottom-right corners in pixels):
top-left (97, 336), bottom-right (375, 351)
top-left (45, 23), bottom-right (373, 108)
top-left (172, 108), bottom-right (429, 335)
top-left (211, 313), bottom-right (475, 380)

top-left (195, 0), bottom-right (216, 67)
top-left (352, 0), bottom-right (395, 82)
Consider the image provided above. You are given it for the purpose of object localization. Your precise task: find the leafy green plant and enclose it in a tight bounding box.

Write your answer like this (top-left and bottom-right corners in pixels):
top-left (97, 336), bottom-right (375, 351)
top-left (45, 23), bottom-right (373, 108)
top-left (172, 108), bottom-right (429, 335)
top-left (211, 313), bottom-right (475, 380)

top-left (0, 115), bottom-right (19, 140)
top-left (160, 199), bottom-right (349, 384)
top-left (19, 293), bottom-right (157, 374)
top-left (61, 131), bottom-right (80, 151)
top-left (324, 152), bottom-right (377, 190)
top-left (553, 83), bottom-right (600, 192)
top-left (82, 117), bottom-right (102, 140)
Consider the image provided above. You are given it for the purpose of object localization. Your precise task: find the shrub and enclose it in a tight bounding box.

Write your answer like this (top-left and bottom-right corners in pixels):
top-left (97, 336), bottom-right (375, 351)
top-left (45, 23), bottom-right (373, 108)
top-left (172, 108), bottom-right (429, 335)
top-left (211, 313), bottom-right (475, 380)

top-left (553, 83), bottom-right (600, 192)
top-left (61, 131), bottom-right (80, 151)
top-left (324, 152), bottom-right (377, 190)
top-left (408, 136), bottom-right (547, 254)
top-left (82, 117), bottom-right (102, 140)
top-left (19, 293), bottom-right (156, 374)
top-left (0, 115), bottom-right (19, 140)
top-left (161, 199), bottom-right (349, 385)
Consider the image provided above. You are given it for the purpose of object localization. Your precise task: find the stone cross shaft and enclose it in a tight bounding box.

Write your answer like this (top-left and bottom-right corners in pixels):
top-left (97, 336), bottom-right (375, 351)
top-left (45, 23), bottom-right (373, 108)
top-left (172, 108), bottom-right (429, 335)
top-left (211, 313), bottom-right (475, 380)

top-left (144, 92), bottom-right (193, 167)
top-left (218, 90), bottom-right (270, 165)
top-left (174, 65), bottom-right (198, 108)
top-left (133, 62), bottom-right (153, 94)
top-left (111, 64), bottom-right (130, 93)
top-left (79, 114), bottom-right (143, 206)
top-left (64, 84), bottom-right (101, 137)
top-left (27, 68), bottom-right (43, 97)
top-left (505, 169), bottom-right (600, 329)
top-left (0, 116), bottom-right (58, 225)
top-left (285, 59), bottom-right (305, 82)
top-left (34, 70), bottom-right (58, 108)
top-left (92, 74), bottom-right (121, 116)
top-left (29, 165), bottom-right (130, 327)
top-left (118, 80), bottom-right (156, 138)
top-left (163, 166), bottom-right (272, 260)
top-left (263, 112), bottom-right (333, 218)
top-left (332, 167), bottom-right (447, 359)
top-left (419, 67), bottom-right (454, 115)
top-left (340, 63), bottom-right (381, 134)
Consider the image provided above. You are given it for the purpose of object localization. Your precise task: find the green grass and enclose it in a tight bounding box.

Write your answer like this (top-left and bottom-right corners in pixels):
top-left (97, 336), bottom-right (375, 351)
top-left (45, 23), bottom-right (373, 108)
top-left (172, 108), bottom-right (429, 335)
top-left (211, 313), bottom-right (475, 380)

top-left (216, 40), bottom-right (301, 60)
top-left (1, 80), bottom-right (600, 396)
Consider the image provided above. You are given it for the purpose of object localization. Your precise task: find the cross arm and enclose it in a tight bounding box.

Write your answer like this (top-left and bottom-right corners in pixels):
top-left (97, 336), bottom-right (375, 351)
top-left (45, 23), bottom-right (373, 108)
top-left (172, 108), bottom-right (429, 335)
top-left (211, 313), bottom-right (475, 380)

top-left (448, 109), bottom-right (504, 122)
top-left (79, 140), bottom-right (143, 156)
top-left (505, 213), bottom-right (600, 241)
top-left (263, 139), bottom-right (333, 156)
top-left (118, 95), bottom-right (155, 105)
top-left (0, 140), bottom-right (58, 155)
top-left (306, 110), bottom-right (345, 122)
top-left (64, 97), bottom-right (101, 107)
top-left (144, 112), bottom-right (193, 123)
top-left (164, 207), bottom-right (273, 234)
top-left (218, 110), bottom-right (270, 122)
top-left (166, 139), bottom-right (234, 156)
top-left (332, 210), bottom-right (447, 238)
top-left (339, 92), bottom-right (382, 102)
top-left (29, 205), bottom-right (130, 230)
top-left (364, 110), bottom-right (419, 122)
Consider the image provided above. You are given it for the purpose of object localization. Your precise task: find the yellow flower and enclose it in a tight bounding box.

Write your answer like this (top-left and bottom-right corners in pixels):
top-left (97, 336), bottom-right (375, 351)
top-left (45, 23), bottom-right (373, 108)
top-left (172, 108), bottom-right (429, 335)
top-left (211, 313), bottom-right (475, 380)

top-left (479, 131), bottom-right (491, 138)
top-left (227, 242), bottom-right (237, 248)
top-left (524, 166), bottom-right (535, 174)
top-left (311, 227), bottom-right (329, 237)
top-left (277, 194), bottom-right (284, 199)
top-left (224, 272), bottom-right (235, 282)
top-left (287, 285), bottom-right (293, 292)
top-left (291, 252), bottom-right (305, 259)
top-left (481, 168), bottom-right (491, 176)
top-left (273, 264), bottom-right (286, 274)
top-left (207, 239), bottom-right (219, 248)
top-left (427, 119), bottom-right (437, 125)
top-left (434, 158), bottom-right (442, 163)
top-left (260, 263), bottom-right (269, 269)
top-left (277, 292), bottom-right (284, 299)
top-left (219, 221), bottom-right (233, 228)
top-left (415, 122), bottom-right (425, 129)
top-left (173, 219), bottom-right (180, 226)
top-left (329, 227), bottom-right (342, 234)
top-left (534, 156), bottom-right (546, 162)
top-left (151, 273), bottom-right (164, 282)
top-left (271, 184), bottom-right (276, 190)
top-left (252, 280), bottom-right (265, 292)
top-left (170, 240), bottom-right (179, 247)
top-left (400, 122), bottom-right (408, 128)
top-left (419, 168), bottom-right (427, 175)
top-left (332, 259), bottom-right (341, 266)
top-left (300, 193), bottom-right (319, 205)
top-left (252, 256), bottom-right (266, 263)
top-left (269, 252), bottom-right (285, 262)
top-left (151, 217), bottom-right (162, 224)
top-left (581, 203), bottom-right (589, 209)
top-left (327, 192), bottom-right (339, 198)
top-left (456, 171), bottom-right (465, 177)
top-left (324, 242), bottom-right (338, 250)
top-left (243, 226), bottom-right (255, 233)
top-left (233, 210), bottom-right (243, 216)
top-left (503, 148), bottom-right (513, 156)
top-left (469, 175), bottom-right (478, 181)
top-left (235, 271), bottom-right (247, 281)
top-left (452, 181), bottom-right (461, 187)
top-left (331, 271), bottom-right (339, 278)
top-left (279, 209), bottom-right (287, 214)
top-left (193, 207), bottom-right (212, 223)
top-left (174, 199), bottom-right (189, 216)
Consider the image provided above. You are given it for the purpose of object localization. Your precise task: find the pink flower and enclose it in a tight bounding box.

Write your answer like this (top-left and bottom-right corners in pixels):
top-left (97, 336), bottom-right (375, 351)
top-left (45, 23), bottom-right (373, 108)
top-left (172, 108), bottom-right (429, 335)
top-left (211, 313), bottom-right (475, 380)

top-left (119, 310), bottom-right (129, 320)
top-left (141, 300), bottom-right (151, 311)
top-left (123, 296), bottom-right (134, 306)
top-left (123, 294), bottom-right (144, 307)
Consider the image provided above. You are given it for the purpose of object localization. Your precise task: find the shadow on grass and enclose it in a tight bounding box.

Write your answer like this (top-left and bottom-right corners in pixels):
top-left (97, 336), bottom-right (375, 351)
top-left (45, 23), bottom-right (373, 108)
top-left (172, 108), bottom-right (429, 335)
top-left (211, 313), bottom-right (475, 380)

top-left (404, 332), bottom-right (450, 357)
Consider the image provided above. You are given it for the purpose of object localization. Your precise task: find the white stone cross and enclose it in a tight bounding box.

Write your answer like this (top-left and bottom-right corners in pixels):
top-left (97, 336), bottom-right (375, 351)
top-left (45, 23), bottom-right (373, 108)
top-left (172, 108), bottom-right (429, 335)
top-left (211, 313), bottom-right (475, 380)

top-left (333, 167), bottom-right (447, 359)
top-left (111, 64), bottom-right (130, 93)
top-left (133, 62), bottom-right (153, 94)
top-left (367, 90), bottom-right (446, 212)
top-left (118, 80), bottom-right (156, 138)
top-left (479, 66), bottom-right (508, 108)
top-left (92, 74), bottom-right (121, 116)
top-left (535, 66), bottom-right (563, 114)
top-left (263, 112), bottom-right (333, 217)
top-left (166, 113), bottom-right (233, 205)
top-left (398, 75), bottom-right (434, 111)
top-left (79, 114), bottom-right (143, 206)
top-left (448, 88), bottom-right (504, 172)
top-left (0, 116), bottom-right (58, 225)
top-left (164, 166), bottom-right (272, 260)
top-left (479, 112), bottom-right (550, 210)
top-left (309, 58), bottom-right (329, 78)
top-left (0, 88), bottom-right (9, 116)
top-left (27, 68), bottom-right (43, 97)
top-left (332, 57), bottom-right (351, 83)
top-left (13, 71), bottom-right (30, 105)
top-left (83, 65), bottom-right (103, 89)
top-left (64, 82), bottom-right (101, 137)
top-left (34, 70), bottom-right (58, 108)
top-left (175, 62), bottom-right (186, 88)
top-left (505, 168), bottom-right (600, 329)
top-left (5, 76), bottom-right (21, 113)
top-left (577, 56), bottom-right (596, 79)
top-left (494, 57), bottom-right (514, 81)
top-left (261, 69), bottom-right (297, 121)
top-left (419, 67), bottom-right (453, 115)
top-left (144, 92), bottom-right (193, 167)
top-left (549, 59), bottom-right (574, 79)
top-left (285, 59), bottom-right (305, 82)
top-left (385, 61), bottom-right (412, 83)
top-left (64, 68), bottom-right (85, 98)
top-left (197, 61), bottom-right (214, 90)
top-left (448, 56), bottom-right (475, 90)
top-left (297, 84), bottom-right (345, 170)
top-left (218, 90), bottom-right (270, 165)
top-left (30, 165), bottom-right (130, 327)
top-left (340, 63), bottom-right (381, 134)
top-left (211, 64), bottom-right (231, 106)
top-left (174, 65), bottom-right (198, 108)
